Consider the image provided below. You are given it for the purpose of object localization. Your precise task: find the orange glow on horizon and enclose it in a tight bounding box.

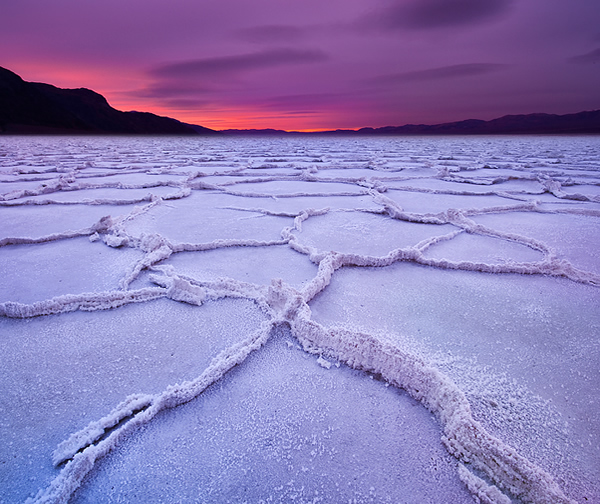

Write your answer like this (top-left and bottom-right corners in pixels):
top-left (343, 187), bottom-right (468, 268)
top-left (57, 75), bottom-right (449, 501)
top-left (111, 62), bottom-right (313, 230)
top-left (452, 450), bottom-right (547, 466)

top-left (108, 98), bottom-right (353, 132)
top-left (6, 61), bottom-right (129, 96)
top-left (6, 62), bottom-right (363, 132)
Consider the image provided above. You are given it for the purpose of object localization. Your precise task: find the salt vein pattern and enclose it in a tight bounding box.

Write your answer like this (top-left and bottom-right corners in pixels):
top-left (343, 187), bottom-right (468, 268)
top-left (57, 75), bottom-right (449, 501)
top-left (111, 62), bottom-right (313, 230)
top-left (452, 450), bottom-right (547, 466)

top-left (1, 136), bottom-right (599, 504)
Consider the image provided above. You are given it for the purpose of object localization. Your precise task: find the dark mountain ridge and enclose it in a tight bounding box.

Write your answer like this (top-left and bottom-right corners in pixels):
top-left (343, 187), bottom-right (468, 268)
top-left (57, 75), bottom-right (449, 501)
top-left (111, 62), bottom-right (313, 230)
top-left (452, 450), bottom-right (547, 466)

top-left (356, 110), bottom-right (600, 135)
top-left (0, 66), bottom-right (217, 135)
top-left (2, 66), bottom-right (599, 136)
top-left (223, 110), bottom-right (600, 136)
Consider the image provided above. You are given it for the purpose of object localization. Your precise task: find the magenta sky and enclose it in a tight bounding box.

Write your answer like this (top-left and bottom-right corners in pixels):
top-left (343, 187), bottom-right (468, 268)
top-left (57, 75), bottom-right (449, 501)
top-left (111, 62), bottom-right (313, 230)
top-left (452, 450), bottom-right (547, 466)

top-left (2, 0), bottom-right (599, 131)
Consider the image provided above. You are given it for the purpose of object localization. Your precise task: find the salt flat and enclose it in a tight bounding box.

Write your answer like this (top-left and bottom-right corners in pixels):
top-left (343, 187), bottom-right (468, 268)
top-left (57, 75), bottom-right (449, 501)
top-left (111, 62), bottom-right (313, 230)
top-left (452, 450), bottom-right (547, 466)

top-left (0, 135), bottom-right (599, 504)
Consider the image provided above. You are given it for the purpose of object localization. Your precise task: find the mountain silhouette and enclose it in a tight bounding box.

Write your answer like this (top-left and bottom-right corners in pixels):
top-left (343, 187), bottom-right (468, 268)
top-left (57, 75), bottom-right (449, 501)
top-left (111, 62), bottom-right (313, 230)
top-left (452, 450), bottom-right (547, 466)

top-left (0, 66), bottom-right (217, 135)
top-left (354, 111), bottom-right (600, 135)
top-left (2, 66), bottom-right (599, 136)
top-left (223, 110), bottom-right (600, 136)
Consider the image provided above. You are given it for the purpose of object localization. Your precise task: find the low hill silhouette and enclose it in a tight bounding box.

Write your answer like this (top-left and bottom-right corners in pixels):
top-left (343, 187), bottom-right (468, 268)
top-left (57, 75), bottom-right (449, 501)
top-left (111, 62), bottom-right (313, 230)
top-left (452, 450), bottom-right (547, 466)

top-left (223, 110), bottom-right (600, 136)
top-left (354, 111), bottom-right (600, 135)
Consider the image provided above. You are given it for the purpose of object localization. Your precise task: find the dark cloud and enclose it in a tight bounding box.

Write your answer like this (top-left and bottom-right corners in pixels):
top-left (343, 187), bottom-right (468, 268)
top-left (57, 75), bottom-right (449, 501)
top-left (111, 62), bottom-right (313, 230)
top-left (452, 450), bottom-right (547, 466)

top-left (133, 83), bottom-right (215, 99)
top-left (258, 93), bottom-right (343, 111)
top-left (151, 48), bottom-right (328, 78)
top-left (568, 48), bottom-right (600, 64)
top-left (361, 0), bottom-right (512, 31)
top-left (236, 25), bottom-right (307, 44)
top-left (159, 97), bottom-right (214, 109)
top-left (403, 0), bottom-right (512, 28)
top-left (371, 63), bottom-right (509, 84)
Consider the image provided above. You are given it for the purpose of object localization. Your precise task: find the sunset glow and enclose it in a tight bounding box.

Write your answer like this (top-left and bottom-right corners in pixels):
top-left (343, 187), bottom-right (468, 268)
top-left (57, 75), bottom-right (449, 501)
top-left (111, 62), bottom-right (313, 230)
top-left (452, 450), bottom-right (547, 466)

top-left (2, 0), bottom-right (599, 131)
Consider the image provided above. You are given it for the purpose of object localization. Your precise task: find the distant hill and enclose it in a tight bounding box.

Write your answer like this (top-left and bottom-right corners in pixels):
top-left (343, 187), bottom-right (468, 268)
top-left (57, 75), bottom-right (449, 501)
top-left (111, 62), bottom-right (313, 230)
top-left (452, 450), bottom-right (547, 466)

top-left (355, 111), bottom-right (600, 135)
top-left (223, 110), bottom-right (600, 136)
top-left (0, 66), bottom-right (217, 135)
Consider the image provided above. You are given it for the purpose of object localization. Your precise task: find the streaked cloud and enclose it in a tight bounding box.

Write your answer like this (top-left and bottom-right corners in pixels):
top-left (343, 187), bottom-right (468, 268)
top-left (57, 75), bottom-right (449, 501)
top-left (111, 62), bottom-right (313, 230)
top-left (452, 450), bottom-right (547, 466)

top-left (360, 0), bottom-right (513, 31)
top-left (133, 83), bottom-right (216, 98)
top-left (370, 63), bottom-right (509, 84)
top-left (256, 92), bottom-right (348, 112)
top-left (150, 48), bottom-right (329, 79)
top-left (568, 48), bottom-right (600, 65)
top-left (236, 25), bottom-right (307, 44)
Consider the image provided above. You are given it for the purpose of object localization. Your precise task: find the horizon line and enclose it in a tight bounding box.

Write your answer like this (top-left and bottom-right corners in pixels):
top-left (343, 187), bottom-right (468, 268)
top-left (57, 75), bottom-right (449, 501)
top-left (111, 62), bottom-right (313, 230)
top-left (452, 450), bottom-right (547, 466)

top-left (205, 108), bottom-right (600, 134)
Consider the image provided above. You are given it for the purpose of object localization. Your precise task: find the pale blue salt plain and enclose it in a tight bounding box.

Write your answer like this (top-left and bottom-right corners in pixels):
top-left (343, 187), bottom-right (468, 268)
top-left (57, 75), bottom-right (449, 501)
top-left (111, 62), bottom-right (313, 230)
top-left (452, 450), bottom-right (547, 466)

top-left (0, 135), bottom-right (599, 504)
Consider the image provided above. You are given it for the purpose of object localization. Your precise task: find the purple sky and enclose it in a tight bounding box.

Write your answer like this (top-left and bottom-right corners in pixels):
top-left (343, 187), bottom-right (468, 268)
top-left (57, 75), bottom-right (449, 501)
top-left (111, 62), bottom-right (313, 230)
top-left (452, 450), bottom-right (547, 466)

top-left (2, 0), bottom-right (599, 130)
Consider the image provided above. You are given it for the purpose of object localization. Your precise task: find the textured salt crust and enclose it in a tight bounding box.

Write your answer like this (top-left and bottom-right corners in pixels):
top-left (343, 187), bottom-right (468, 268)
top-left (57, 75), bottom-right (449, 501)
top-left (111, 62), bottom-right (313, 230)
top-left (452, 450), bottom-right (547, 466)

top-left (24, 274), bottom-right (577, 504)
top-left (1, 136), bottom-right (598, 503)
top-left (13, 232), bottom-right (592, 504)
top-left (28, 323), bottom-right (274, 504)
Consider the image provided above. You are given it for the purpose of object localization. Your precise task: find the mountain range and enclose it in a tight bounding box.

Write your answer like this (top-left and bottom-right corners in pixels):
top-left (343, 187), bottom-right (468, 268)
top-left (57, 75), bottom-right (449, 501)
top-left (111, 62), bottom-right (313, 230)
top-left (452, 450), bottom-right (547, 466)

top-left (222, 112), bottom-right (600, 136)
top-left (1, 66), bottom-right (599, 136)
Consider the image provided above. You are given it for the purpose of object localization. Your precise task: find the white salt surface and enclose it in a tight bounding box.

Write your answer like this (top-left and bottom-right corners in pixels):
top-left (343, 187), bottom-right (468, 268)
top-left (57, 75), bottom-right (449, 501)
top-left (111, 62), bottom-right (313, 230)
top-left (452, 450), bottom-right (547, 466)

top-left (14, 186), bottom-right (179, 204)
top-left (0, 204), bottom-right (140, 238)
top-left (165, 245), bottom-right (317, 289)
top-left (70, 326), bottom-right (473, 504)
top-left (0, 135), bottom-right (599, 504)
top-left (0, 238), bottom-right (144, 303)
